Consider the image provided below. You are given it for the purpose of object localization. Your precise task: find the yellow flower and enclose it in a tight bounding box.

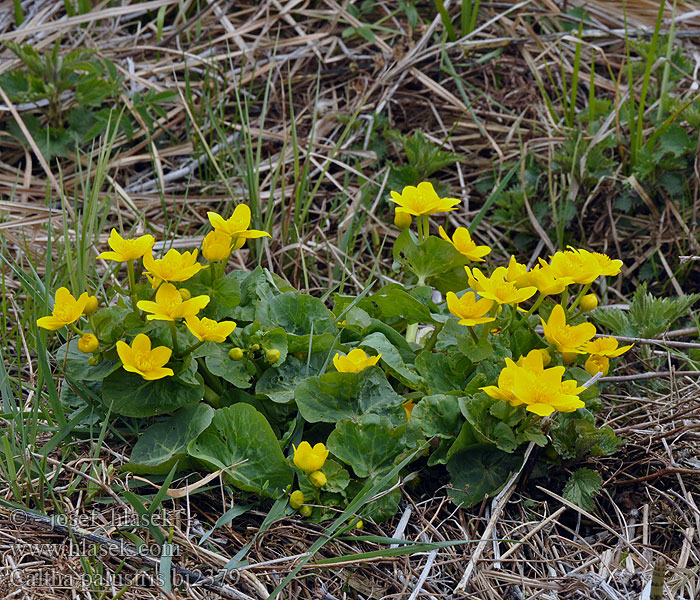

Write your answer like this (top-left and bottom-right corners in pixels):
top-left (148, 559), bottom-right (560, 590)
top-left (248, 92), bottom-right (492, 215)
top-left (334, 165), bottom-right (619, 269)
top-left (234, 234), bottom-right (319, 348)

top-left (515, 349), bottom-right (550, 370)
top-left (207, 205), bottom-right (271, 242)
top-left (480, 358), bottom-right (520, 406)
top-left (482, 355), bottom-right (586, 416)
top-left (202, 230), bottom-right (233, 263)
top-left (504, 256), bottom-right (529, 285)
top-left (37, 287), bottom-right (90, 330)
top-left (438, 226), bottom-right (491, 261)
top-left (78, 334), bottom-right (99, 353)
top-left (143, 248), bottom-right (207, 283)
top-left (333, 349), bottom-right (381, 373)
top-left (582, 337), bottom-right (633, 358)
top-left (585, 354), bottom-right (610, 377)
top-left (137, 283), bottom-right (209, 321)
top-left (389, 181), bottom-right (461, 216)
top-left (293, 441), bottom-right (329, 473)
top-left (465, 266), bottom-right (537, 305)
top-left (309, 471), bottom-right (327, 488)
top-left (541, 305), bottom-right (596, 356)
top-left (97, 229), bottom-right (155, 263)
top-left (289, 490), bottom-right (305, 509)
top-left (548, 248), bottom-right (623, 284)
top-left (116, 334), bottom-right (174, 380)
top-left (446, 291), bottom-right (495, 327)
top-left (185, 315), bottom-right (236, 342)
top-left (404, 400), bottom-right (416, 421)
top-left (527, 262), bottom-right (574, 295)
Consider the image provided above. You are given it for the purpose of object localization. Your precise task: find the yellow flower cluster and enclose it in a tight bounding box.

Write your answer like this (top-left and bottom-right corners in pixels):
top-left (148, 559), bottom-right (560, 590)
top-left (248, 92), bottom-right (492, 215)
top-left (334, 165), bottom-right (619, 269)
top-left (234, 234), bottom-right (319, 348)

top-left (387, 181), bottom-right (632, 416)
top-left (481, 350), bottom-right (586, 416)
top-left (37, 205), bottom-right (268, 381)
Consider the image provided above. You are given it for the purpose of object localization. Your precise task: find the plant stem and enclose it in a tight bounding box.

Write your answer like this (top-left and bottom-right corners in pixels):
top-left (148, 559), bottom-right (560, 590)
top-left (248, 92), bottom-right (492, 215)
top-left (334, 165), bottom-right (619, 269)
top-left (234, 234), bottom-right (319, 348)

top-left (468, 326), bottom-right (479, 343)
top-left (569, 282), bottom-right (592, 313)
top-left (126, 259), bottom-right (140, 316)
top-left (177, 339), bottom-right (205, 359)
top-left (423, 322), bottom-right (444, 352)
top-left (421, 215), bottom-right (430, 242)
top-left (168, 321), bottom-right (180, 356)
top-left (517, 414), bottom-right (541, 434)
top-left (416, 215), bottom-right (424, 243)
top-left (405, 322), bottom-right (419, 344)
top-left (69, 323), bottom-right (88, 337)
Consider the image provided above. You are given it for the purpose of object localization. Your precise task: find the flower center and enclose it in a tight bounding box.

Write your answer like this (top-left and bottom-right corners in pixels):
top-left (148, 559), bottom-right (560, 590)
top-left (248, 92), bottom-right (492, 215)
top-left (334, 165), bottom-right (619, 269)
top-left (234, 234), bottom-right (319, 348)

top-left (134, 351), bottom-right (154, 372)
top-left (54, 305), bottom-right (74, 321)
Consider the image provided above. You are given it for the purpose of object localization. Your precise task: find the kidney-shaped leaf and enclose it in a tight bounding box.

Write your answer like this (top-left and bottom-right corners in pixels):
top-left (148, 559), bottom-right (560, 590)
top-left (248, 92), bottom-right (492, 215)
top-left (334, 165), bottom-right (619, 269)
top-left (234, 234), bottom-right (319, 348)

top-left (295, 367), bottom-right (405, 424)
top-left (102, 369), bottom-right (203, 417)
top-left (446, 444), bottom-right (522, 507)
top-left (126, 403), bottom-right (215, 474)
top-left (187, 403), bottom-right (293, 496)
top-left (327, 417), bottom-right (423, 478)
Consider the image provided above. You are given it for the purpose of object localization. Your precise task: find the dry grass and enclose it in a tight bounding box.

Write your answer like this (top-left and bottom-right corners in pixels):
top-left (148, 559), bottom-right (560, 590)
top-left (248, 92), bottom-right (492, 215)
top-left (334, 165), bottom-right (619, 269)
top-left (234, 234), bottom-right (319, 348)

top-left (1, 0), bottom-right (700, 598)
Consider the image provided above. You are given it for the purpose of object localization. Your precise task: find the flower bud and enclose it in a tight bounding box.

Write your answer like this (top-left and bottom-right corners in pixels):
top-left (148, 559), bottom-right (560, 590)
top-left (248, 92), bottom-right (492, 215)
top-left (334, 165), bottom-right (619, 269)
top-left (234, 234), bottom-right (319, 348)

top-left (580, 294), bottom-right (598, 312)
top-left (228, 347), bottom-right (244, 361)
top-left (179, 288), bottom-right (192, 301)
top-left (585, 354), bottom-right (610, 377)
top-left (78, 334), bottom-right (99, 354)
top-left (83, 296), bottom-right (99, 316)
top-left (355, 519), bottom-right (364, 530)
top-left (289, 490), bottom-right (305, 509)
top-left (299, 505), bottom-right (312, 517)
top-left (250, 343), bottom-right (260, 352)
top-left (266, 348), bottom-right (281, 363)
top-left (394, 211), bottom-right (412, 229)
top-left (87, 355), bottom-right (101, 366)
top-left (309, 470), bottom-right (327, 488)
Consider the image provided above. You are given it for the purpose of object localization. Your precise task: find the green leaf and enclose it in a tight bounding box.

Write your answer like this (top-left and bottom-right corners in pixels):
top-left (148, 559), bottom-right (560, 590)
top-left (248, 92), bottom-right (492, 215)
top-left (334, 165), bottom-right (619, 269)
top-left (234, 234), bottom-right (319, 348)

top-left (55, 340), bottom-right (120, 382)
top-left (125, 403), bottom-right (214, 474)
top-left (359, 332), bottom-right (423, 389)
top-left (458, 394), bottom-right (519, 452)
top-left (551, 416), bottom-right (623, 460)
top-left (227, 267), bottom-right (275, 321)
top-left (369, 284), bottom-right (433, 323)
top-left (410, 395), bottom-right (462, 439)
top-left (415, 350), bottom-right (473, 394)
top-left (392, 229), bottom-right (469, 291)
top-left (446, 444), bottom-right (522, 507)
top-left (262, 327), bottom-right (288, 365)
top-left (327, 417), bottom-right (423, 478)
top-left (562, 468), bottom-right (602, 512)
top-left (255, 355), bottom-right (313, 403)
top-left (102, 369), bottom-right (203, 417)
top-left (188, 404), bottom-right (293, 496)
top-left (256, 291), bottom-right (338, 336)
top-left (457, 336), bottom-right (494, 362)
top-left (295, 367), bottom-right (406, 424)
top-left (299, 459), bottom-right (350, 498)
top-left (205, 345), bottom-right (255, 389)
top-left (186, 272), bottom-right (242, 321)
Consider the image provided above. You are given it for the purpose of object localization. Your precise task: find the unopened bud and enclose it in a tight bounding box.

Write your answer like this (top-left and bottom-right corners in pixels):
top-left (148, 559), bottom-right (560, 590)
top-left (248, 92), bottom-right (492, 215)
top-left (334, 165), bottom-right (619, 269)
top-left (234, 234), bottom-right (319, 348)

top-left (84, 296), bottom-right (99, 315)
top-left (580, 294), bottom-right (598, 312)
top-left (228, 347), bottom-right (244, 361)
top-left (78, 334), bottom-right (99, 354)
